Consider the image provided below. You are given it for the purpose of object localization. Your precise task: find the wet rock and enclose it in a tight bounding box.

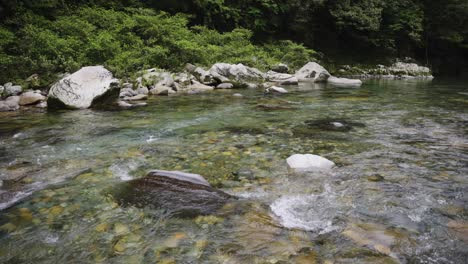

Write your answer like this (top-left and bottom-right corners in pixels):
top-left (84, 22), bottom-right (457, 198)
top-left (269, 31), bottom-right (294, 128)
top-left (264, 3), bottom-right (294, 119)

top-left (303, 119), bottom-right (365, 132)
top-left (447, 220), bottom-right (468, 242)
top-left (216, 83), bottom-right (234, 89)
top-left (342, 222), bottom-right (406, 259)
top-left (256, 104), bottom-right (296, 111)
top-left (113, 170), bottom-right (233, 218)
top-left (271, 63), bottom-right (289, 73)
top-left (119, 87), bottom-right (137, 98)
top-left (209, 63), bottom-right (265, 85)
top-left (367, 174), bottom-right (385, 182)
top-left (185, 64), bottom-right (215, 85)
top-left (150, 85), bottom-right (176, 96)
top-left (286, 154), bottom-right (335, 171)
top-left (3, 83), bottom-right (22, 97)
top-left (47, 66), bottom-right (119, 109)
top-left (266, 71), bottom-right (299, 85)
top-left (123, 94), bottom-right (147, 101)
top-left (185, 82), bottom-right (214, 94)
top-left (233, 93), bottom-right (243, 98)
top-left (265, 86), bottom-right (288, 94)
top-left (234, 168), bottom-right (255, 180)
top-left (0, 96), bottom-right (20, 111)
top-left (327, 76), bottom-right (363, 87)
top-left (136, 86), bottom-right (149, 95)
top-left (295, 62), bottom-right (331, 82)
top-left (19, 91), bottom-right (46, 106)
top-left (35, 101), bottom-right (47, 108)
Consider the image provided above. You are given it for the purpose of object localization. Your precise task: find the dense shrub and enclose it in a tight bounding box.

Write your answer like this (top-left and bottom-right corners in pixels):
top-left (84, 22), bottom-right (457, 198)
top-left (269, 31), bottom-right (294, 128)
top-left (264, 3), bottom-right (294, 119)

top-left (0, 7), bottom-right (316, 84)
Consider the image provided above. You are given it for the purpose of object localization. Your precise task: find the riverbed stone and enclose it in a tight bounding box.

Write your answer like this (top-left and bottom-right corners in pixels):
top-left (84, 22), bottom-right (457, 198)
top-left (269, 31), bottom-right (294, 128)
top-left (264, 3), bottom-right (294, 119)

top-left (3, 83), bottom-right (22, 97)
top-left (295, 62), bottom-right (331, 82)
top-left (209, 63), bottom-right (265, 85)
top-left (186, 82), bottom-right (214, 94)
top-left (265, 86), bottom-right (288, 94)
top-left (342, 222), bottom-right (407, 259)
top-left (47, 66), bottom-right (119, 109)
top-left (136, 86), bottom-right (149, 95)
top-left (216, 83), bottom-right (234, 89)
top-left (150, 85), bottom-right (176, 96)
top-left (5, 96), bottom-right (20, 110)
top-left (327, 76), bottom-right (363, 87)
top-left (266, 71), bottom-right (299, 85)
top-left (120, 87), bottom-right (137, 98)
top-left (123, 94), bottom-right (147, 101)
top-left (19, 91), bottom-right (46, 106)
top-left (286, 154), bottom-right (335, 171)
top-left (271, 63), bottom-right (289, 73)
top-left (112, 170), bottom-right (232, 217)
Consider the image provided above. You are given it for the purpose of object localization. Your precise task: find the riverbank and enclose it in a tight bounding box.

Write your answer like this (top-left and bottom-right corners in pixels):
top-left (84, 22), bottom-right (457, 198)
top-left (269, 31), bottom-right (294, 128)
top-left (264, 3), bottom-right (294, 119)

top-left (0, 60), bottom-right (433, 112)
top-left (0, 78), bottom-right (466, 263)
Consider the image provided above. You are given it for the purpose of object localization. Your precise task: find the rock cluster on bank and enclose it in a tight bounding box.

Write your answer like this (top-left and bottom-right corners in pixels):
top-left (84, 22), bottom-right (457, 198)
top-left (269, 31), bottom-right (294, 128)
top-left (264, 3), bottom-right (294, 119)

top-left (0, 82), bottom-right (47, 111)
top-left (337, 61), bottom-right (434, 79)
top-left (3, 59), bottom-right (433, 112)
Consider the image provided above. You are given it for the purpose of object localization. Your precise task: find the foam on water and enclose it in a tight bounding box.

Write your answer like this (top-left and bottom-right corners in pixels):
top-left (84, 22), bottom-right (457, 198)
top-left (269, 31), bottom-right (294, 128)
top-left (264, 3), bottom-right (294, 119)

top-left (270, 185), bottom-right (341, 233)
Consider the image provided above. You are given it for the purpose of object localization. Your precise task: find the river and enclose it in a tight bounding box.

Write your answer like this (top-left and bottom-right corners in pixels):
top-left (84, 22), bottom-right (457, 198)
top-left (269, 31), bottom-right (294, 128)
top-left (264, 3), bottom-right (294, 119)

top-left (0, 79), bottom-right (467, 263)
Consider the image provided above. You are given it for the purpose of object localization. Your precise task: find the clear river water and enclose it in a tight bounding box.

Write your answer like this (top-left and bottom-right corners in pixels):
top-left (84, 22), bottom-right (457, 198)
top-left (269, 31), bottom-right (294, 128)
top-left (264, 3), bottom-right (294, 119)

top-left (0, 79), bottom-right (467, 263)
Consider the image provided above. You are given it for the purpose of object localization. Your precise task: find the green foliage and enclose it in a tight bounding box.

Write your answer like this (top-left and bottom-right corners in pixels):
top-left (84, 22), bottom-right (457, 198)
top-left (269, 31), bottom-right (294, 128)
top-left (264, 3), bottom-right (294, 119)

top-left (0, 5), bottom-right (316, 83)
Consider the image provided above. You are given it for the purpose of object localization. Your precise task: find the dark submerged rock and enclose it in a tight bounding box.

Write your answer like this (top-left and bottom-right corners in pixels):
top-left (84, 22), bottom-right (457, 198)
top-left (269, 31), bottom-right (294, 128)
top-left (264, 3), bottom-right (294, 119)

top-left (113, 170), bottom-right (233, 218)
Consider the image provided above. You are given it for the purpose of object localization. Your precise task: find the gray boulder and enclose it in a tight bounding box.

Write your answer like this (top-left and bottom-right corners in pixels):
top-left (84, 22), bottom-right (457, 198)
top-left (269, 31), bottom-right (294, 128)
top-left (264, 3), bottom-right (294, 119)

top-left (265, 86), bottom-right (288, 94)
top-left (112, 170), bottom-right (232, 217)
top-left (327, 76), bottom-right (362, 87)
top-left (266, 71), bottom-right (299, 85)
top-left (47, 66), bottom-right (119, 109)
top-left (209, 63), bottom-right (265, 85)
top-left (123, 94), bottom-right (147, 101)
top-left (0, 96), bottom-right (20, 111)
top-left (216, 83), bottom-right (234, 89)
top-left (295, 62), bottom-right (331, 82)
top-left (150, 85), bottom-right (176, 96)
top-left (3, 83), bottom-right (22, 97)
top-left (19, 91), bottom-right (46, 106)
top-left (136, 86), bottom-right (149, 95)
top-left (185, 81), bottom-right (214, 94)
top-left (0, 86), bottom-right (4, 95)
top-left (271, 63), bottom-right (289, 73)
top-left (119, 87), bottom-right (137, 98)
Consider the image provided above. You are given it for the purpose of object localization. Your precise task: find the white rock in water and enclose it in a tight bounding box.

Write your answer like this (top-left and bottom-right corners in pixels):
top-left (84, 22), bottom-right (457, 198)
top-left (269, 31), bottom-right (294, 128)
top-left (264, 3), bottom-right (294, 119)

top-left (295, 62), bottom-right (331, 82)
top-left (147, 170), bottom-right (210, 186)
top-left (216, 83), bottom-right (235, 89)
top-left (327, 76), bottom-right (362, 87)
top-left (48, 66), bottom-right (119, 109)
top-left (266, 86), bottom-right (288, 94)
top-left (286, 154), bottom-right (335, 171)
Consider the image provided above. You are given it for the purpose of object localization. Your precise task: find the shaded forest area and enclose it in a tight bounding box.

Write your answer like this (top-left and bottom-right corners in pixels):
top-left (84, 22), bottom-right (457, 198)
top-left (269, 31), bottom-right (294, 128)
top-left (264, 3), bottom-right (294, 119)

top-left (0, 0), bottom-right (467, 83)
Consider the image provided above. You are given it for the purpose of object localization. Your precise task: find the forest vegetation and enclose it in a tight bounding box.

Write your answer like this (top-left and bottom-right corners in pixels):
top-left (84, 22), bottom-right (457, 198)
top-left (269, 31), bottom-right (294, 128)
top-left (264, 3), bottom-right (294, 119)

top-left (0, 0), bottom-right (467, 84)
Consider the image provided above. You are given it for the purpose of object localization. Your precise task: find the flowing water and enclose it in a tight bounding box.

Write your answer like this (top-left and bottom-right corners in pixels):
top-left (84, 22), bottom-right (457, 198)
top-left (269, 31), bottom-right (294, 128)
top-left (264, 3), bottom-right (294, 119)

top-left (0, 79), bottom-right (467, 263)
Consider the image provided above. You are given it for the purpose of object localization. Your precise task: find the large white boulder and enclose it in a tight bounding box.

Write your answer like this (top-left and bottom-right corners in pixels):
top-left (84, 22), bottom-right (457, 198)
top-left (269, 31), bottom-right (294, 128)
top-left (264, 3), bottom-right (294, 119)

top-left (209, 63), bottom-right (265, 84)
top-left (327, 76), bottom-right (363, 87)
top-left (48, 66), bottom-right (119, 109)
top-left (286, 154), bottom-right (335, 171)
top-left (295, 62), bottom-right (331, 82)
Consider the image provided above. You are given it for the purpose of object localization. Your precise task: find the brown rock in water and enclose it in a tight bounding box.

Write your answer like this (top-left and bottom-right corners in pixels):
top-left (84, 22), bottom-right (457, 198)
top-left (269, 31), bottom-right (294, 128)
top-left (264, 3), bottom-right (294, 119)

top-left (113, 170), bottom-right (233, 218)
